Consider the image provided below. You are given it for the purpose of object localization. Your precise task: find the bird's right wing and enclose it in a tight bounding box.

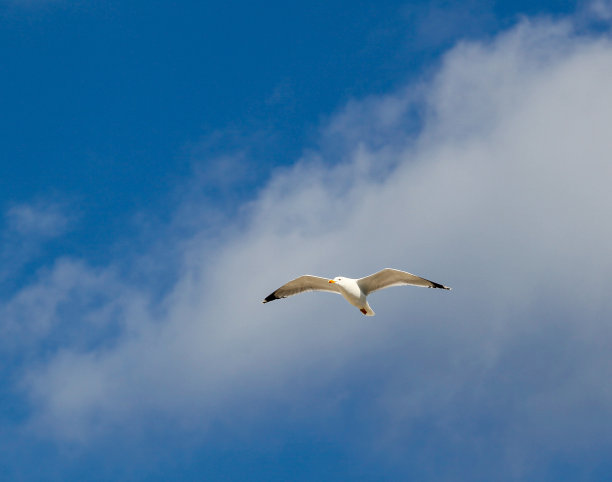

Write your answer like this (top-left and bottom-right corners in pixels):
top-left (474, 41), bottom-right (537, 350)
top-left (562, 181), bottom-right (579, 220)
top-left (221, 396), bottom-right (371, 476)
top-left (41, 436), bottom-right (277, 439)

top-left (262, 275), bottom-right (341, 303)
top-left (357, 268), bottom-right (451, 295)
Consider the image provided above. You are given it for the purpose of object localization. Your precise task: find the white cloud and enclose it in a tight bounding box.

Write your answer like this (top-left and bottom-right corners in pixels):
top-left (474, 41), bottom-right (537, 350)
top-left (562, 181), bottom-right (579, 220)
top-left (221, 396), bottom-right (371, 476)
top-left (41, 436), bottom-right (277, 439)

top-left (589, 0), bottom-right (612, 20)
top-left (0, 200), bottom-right (75, 282)
top-left (5, 201), bottom-right (71, 238)
top-left (4, 16), bottom-right (612, 476)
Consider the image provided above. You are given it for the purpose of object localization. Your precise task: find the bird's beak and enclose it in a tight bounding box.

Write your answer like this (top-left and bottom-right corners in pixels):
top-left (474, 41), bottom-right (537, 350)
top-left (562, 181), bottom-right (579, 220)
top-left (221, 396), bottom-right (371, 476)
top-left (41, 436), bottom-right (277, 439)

top-left (328, 280), bottom-right (335, 284)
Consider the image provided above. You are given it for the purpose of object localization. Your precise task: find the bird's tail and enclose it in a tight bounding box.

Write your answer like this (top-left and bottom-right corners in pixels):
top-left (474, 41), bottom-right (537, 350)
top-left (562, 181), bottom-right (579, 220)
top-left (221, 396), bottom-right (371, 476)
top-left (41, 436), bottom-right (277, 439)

top-left (360, 304), bottom-right (375, 316)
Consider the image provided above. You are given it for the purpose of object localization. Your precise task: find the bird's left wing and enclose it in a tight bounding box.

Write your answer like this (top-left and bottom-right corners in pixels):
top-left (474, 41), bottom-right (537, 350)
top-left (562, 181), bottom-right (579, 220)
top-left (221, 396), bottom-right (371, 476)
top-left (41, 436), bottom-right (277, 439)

top-left (357, 268), bottom-right (451, 295)
top-left (262, 275), bottom-right (341, 303)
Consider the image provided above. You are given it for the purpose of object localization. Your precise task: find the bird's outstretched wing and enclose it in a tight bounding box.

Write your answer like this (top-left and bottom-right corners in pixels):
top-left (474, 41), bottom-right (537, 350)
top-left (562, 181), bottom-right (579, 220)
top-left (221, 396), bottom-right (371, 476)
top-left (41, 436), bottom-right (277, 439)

top-left (357, 268), bottom-right (451, 295)
top-left (262, 275), bottom-right (341, 303)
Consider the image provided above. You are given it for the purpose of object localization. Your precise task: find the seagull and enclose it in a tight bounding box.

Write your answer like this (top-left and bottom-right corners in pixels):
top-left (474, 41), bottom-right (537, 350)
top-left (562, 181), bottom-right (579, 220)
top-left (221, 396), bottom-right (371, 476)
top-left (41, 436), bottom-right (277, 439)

top-left (262, 268), bottom-right (451, 316)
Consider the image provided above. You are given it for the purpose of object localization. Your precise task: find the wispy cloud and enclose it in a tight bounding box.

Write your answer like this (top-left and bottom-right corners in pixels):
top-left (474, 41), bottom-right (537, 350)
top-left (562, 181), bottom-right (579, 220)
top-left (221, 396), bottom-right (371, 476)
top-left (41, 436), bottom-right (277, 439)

top-left (6, 201), bottom-right (71, 239)
top-left (589, 0), bottom-right (612, 20)
top-left (1, 200), bottom-right (75, 285)
top-left (3, 15), bottom-right (612, 478)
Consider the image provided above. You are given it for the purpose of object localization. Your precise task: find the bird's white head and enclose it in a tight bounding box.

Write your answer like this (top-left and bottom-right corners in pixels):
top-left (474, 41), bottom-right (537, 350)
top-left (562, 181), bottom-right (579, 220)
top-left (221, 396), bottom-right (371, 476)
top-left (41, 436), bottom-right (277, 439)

top-left (328, 276), bottom-right (344, 285)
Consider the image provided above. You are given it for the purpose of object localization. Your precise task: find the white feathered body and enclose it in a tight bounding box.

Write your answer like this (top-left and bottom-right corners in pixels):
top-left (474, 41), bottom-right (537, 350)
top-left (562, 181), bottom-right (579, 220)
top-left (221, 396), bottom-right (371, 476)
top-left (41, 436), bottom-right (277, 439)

top-left (333, 277), bottom-right (375, 316)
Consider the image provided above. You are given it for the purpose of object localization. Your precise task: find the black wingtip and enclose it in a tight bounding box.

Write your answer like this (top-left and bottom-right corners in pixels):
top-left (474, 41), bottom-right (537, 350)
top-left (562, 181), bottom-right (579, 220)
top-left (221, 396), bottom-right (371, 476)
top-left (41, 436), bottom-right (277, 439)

top-left (431, 281), bottom-right (452, 290)
top-left (263, 292), bottom-right (279, 303)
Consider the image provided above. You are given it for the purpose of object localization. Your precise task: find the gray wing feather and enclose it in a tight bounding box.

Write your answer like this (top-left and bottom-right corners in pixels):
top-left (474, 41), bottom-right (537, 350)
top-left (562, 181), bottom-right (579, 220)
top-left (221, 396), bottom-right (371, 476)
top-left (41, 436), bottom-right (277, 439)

top-left (357, 268), bottom-right (451, 295)
top-left (262, 275), bottom-right (341, 303)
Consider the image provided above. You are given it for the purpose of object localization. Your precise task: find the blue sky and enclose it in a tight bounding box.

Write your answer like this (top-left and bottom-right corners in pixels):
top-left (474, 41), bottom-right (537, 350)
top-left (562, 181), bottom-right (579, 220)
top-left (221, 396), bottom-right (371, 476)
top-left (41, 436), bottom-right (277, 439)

top-left (2, 1), bottom-right (612, 480)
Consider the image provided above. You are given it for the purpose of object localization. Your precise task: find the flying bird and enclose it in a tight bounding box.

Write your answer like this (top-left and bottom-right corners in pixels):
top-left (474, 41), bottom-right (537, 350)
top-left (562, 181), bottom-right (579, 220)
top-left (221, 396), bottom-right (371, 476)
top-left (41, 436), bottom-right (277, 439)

top-left (262, 268), bottom-right (451, 316)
